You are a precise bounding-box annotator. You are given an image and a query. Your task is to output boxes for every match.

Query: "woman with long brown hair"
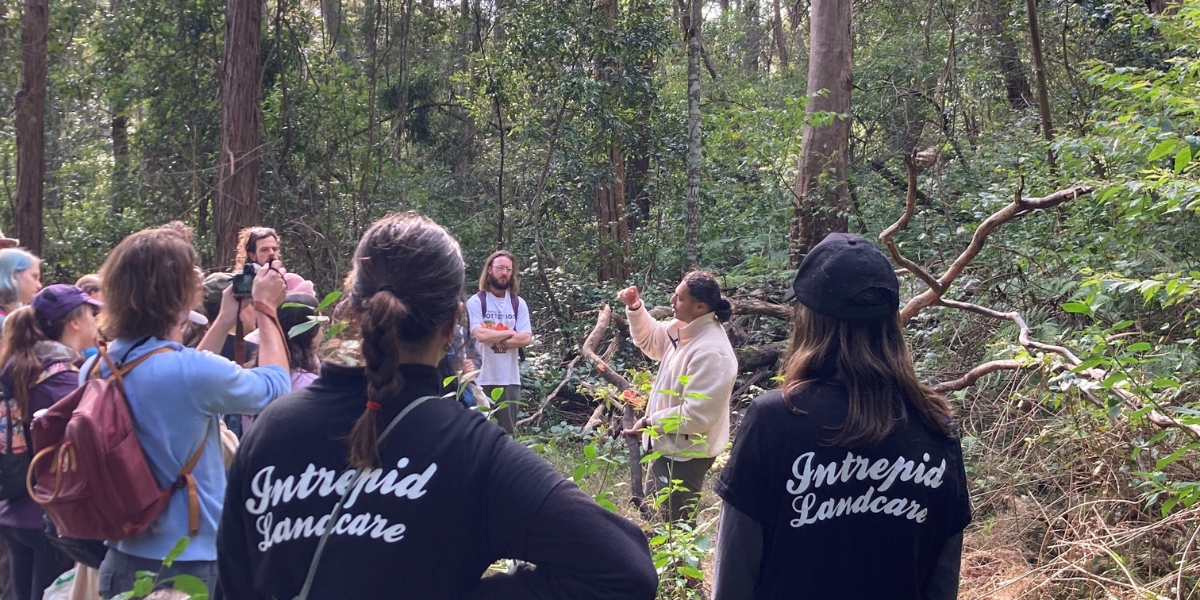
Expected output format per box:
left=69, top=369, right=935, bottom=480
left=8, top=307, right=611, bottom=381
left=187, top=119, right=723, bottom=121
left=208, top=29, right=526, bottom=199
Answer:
left=216, top=213, right=656, bottom=600
left=712, top=233, right=971, bottom=600
left=0, top=285, right=100, bottom=600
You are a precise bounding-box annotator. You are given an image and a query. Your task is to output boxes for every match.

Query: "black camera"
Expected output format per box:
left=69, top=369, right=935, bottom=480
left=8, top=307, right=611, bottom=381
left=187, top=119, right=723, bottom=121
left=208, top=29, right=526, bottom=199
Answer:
left=231, top=263, right=259, bottom=298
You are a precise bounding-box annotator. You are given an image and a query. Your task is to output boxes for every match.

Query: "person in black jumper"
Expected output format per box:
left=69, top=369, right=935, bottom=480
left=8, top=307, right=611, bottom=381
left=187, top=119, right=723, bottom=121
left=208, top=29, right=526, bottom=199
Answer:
left=712, top=233, right=971, bottom=600
left=215, top=213, right=657, bottom=600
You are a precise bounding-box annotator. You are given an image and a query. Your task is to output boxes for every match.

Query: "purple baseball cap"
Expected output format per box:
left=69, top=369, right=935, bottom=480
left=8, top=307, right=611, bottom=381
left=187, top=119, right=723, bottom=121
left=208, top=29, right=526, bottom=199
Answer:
left=31, top=284, right=102, bottom=324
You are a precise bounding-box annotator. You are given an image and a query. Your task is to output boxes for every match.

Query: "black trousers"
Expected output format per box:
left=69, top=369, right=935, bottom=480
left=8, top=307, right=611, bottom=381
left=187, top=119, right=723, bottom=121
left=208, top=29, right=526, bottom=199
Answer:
left=646, top=455, right=717, bottom=522
left=0, top=525, right=73, bottom=600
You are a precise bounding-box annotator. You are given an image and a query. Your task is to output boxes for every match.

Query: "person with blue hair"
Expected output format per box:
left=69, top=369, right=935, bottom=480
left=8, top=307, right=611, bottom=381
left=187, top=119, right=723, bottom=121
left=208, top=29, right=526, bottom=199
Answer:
left=0, top=248, right=42, bottom=333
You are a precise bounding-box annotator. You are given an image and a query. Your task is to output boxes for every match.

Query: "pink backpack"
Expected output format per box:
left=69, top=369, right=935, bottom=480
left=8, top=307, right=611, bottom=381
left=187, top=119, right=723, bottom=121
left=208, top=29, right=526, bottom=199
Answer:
left=26, top=346, right=205, bottom=541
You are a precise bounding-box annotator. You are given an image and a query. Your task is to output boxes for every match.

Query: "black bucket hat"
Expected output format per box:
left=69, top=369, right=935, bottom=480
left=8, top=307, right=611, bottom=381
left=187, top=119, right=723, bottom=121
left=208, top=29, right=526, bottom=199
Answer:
left=783, top=233, right=900, bottom=319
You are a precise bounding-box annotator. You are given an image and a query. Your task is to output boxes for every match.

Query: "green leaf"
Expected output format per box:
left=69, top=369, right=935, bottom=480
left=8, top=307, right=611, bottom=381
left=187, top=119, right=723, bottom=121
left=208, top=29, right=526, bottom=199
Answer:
left=583, top=444, right=597, bottom=460
left=1061, top=301, right=1092, bottom=315
left=317, top=290, right=343, bottom=311
left=172, top=574, right=210, bottom=600
left=164, top=537, right=190, bottom=568
left=132, top=576, right=153, bottom=597
left=1101, top=372, right=1128, bottom=389
left=1125, top=342, right=1152, bottom=353
left=1175, top=145, right=1193, bottom=174
left=597, top=497, right=618, bottom=513
left=326, top=321, right=349, bottom=338
left=288, top=319, right=319, bottom=339
left=677, top=564, right=704, bottom=579
left=1148, top=139, right=1179, bottom=161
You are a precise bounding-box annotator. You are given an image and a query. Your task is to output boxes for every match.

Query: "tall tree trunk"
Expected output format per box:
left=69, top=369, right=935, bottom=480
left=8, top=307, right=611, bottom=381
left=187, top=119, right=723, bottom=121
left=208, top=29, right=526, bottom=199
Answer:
left=15, top=0, right=49, bottom=255
left=109, top=0, right=130, bottom=212
left=596, top=146, right=631, bottom=282
left=789, top=0, right=851, bottom=264
left=215, top=0, right=264, bottom=268
left=596, top=0, right=631, bottom=282
left=984, top=0, right=1032, bottom=109
left=742, top=1, right=762, bottom=73
left=319, top=0, right=351, bottom=60
left=773, top=0, right=789, bottom=70
left=1024, top=0, right=1055, bottom=168
left=683, top=0, right=702, bottom=271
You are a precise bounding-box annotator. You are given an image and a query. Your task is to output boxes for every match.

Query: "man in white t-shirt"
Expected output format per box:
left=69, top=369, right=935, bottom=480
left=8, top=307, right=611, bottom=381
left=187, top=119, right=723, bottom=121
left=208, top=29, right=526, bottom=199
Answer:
left=466, top=250, right=532, bottom=435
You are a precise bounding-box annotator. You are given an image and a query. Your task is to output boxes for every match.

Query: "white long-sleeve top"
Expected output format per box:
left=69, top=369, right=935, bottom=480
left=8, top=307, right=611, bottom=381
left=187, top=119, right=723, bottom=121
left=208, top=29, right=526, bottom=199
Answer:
left=626, top=306, right=738, bottom=460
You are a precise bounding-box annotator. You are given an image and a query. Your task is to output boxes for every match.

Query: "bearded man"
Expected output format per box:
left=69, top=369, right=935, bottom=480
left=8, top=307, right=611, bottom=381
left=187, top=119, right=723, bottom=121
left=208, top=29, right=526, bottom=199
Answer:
left=467, top=250, right=532, bottom=435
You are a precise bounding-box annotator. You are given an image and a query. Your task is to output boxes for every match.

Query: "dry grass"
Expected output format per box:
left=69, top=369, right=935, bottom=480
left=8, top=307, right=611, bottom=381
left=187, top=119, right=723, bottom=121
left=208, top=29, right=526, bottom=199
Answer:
left=952, top=364, right=1200, bottom=600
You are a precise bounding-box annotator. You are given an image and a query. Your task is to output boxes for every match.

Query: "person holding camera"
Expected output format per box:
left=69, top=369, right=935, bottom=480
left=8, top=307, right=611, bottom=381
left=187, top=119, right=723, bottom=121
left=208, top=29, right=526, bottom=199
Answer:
left=86, top=227, right=292, bottom=598
left=233, top=226, right=281, bottom=271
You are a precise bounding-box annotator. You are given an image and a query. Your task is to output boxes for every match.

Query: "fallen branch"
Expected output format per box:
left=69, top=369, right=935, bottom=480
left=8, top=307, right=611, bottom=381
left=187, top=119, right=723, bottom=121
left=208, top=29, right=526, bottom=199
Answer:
left=517, top=356, right=580, bottom=428
left=735, top=342, right=785, bottom=371
left=882, top=170, right=1197, bottom=438
left=730, top=298, right=792, bottom=321
left=581, top=304, right=648, bottom=511
left=933, top=359, right=1025, bottom=393
left=932, top=298, right=1200, bottom=438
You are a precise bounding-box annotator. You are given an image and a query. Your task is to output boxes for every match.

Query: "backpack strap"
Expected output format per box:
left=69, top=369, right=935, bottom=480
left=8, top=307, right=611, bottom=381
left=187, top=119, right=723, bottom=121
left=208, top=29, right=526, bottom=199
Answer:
left=175, top=421, right=209, bottom=537
left=291, top=395, right=441, bottom=600
left=477, top=290, right=521, bottom=328
left=97, top=345, right=175, bottom=389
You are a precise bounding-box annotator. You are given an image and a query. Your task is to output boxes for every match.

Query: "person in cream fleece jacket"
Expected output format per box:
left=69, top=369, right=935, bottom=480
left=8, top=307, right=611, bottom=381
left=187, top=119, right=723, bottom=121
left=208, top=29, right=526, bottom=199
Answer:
left=619, top=271, right=738, bottom=521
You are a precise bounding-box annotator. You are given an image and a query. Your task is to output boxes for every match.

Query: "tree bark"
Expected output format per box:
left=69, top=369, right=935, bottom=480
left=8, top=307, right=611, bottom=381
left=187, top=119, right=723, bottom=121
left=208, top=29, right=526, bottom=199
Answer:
left=596, top=0, right=631, bottom=282
left=789, top=0, right=851, bottom=264
left=596, top=145, right=631, bottom=282
left=984, top=0, right=1032, bottom=109
left=14, top=0, right=48, bottom=255
left=109, top=0, right=130, bottom=212
left=773, top=0, right=789, bottom=70
left=1025, top=0, right=1055, bottom=168
left=215, top=0, right=264, bottom=268
left=683, top=0, right=703, bottom=271
left=742, top=0, right=762, bottom=73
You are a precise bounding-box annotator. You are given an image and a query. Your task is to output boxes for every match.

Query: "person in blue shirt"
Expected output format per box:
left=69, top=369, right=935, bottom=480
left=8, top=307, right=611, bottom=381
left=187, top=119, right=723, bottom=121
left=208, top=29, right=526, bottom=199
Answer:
left=83, top=227, right=293, bottom=598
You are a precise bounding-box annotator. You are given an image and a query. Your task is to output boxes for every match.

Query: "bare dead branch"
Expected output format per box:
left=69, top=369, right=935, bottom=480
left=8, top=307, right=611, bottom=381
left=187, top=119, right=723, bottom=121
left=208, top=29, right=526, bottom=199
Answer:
left=900, top=184, right=1094, bottom=323
left=879, top=155, right=944, bottom=293
left=732, top=367, right=772, bottom=400
left=933, top=359, right=1025, bottom=393
left=517, top=356, right=581, bottom=428
left=932, top=298, right=1200, bottom=439
left=730, top=297, right=792, bottom=321
left=581, top=402, right=609, bottom=437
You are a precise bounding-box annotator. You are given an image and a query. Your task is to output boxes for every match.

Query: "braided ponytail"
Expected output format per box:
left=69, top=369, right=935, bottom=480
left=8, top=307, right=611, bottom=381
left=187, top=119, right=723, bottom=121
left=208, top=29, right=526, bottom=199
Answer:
left=347, top=291, right=410, bottom=469
left=343, top=213, right=465, bottom=470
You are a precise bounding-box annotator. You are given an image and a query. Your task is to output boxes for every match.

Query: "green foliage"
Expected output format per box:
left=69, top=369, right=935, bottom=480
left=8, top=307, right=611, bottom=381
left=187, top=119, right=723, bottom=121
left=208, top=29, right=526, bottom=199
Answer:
left=111, top=538, right=209, bottom=600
